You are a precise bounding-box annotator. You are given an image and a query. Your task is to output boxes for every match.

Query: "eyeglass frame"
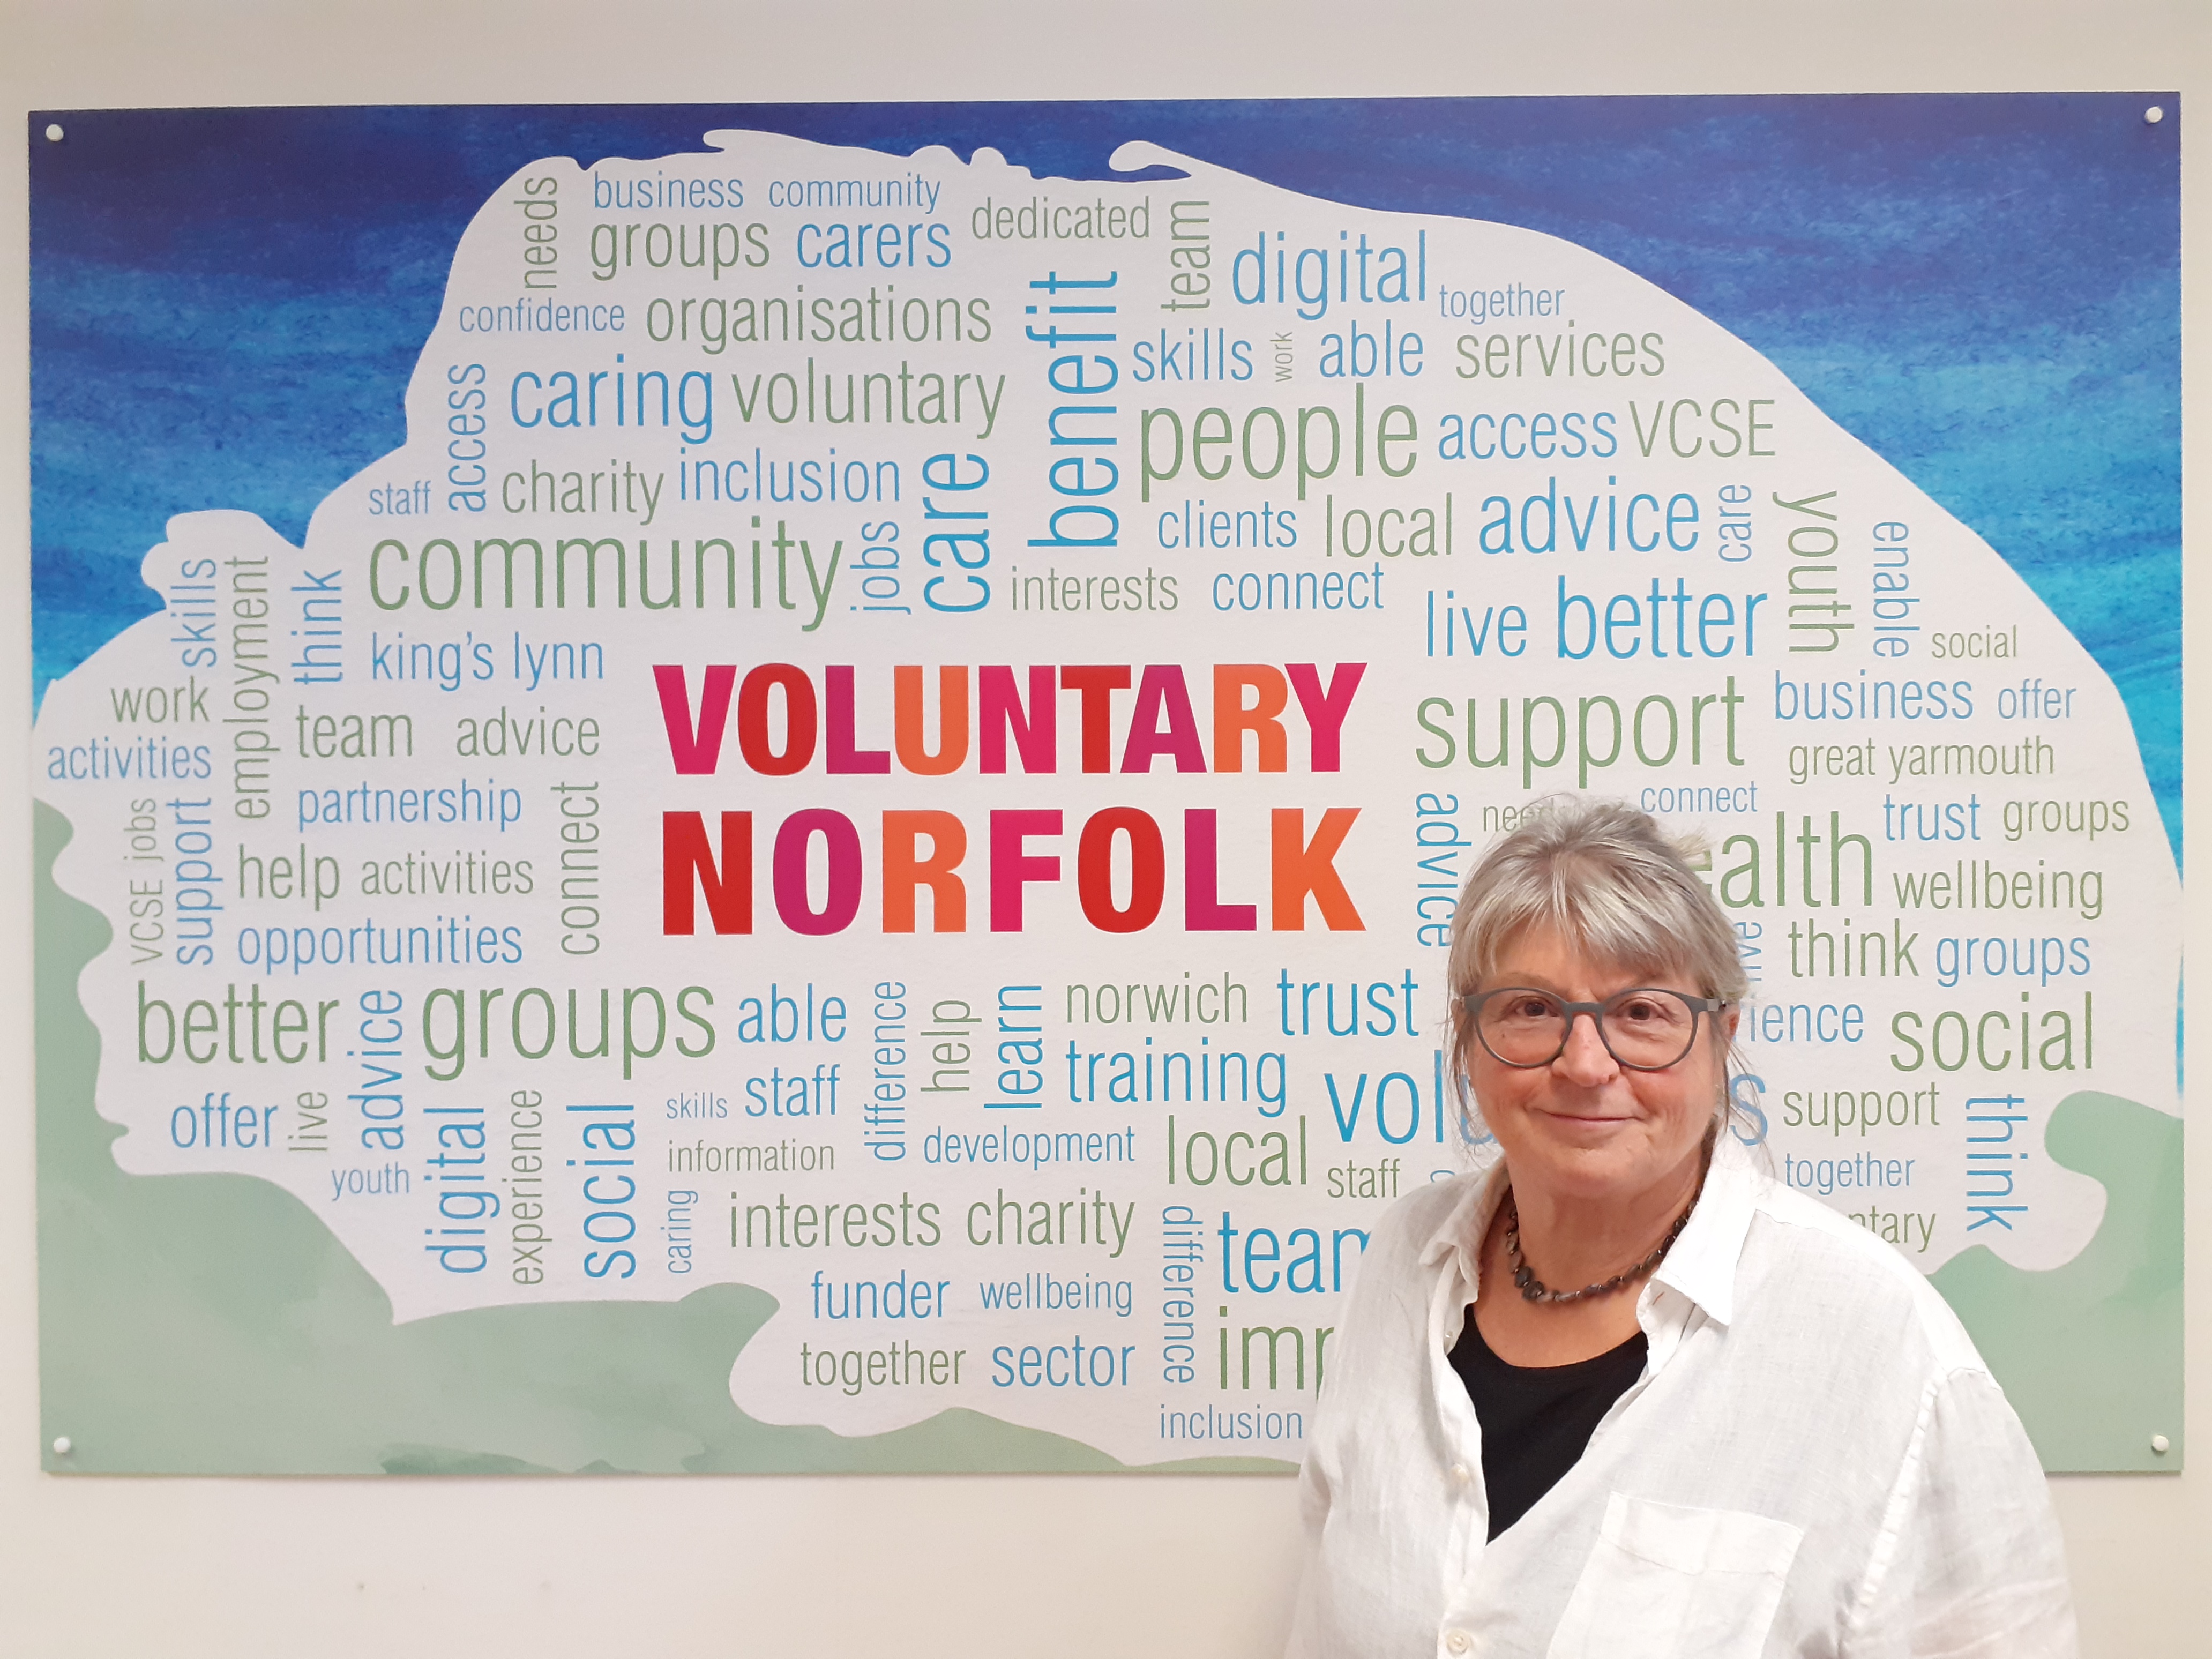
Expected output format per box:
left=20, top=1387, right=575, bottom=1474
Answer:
left=1458, top=985, right=1732, bottom=1073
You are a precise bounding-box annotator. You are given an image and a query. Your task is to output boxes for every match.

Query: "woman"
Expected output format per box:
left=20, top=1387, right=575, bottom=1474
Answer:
left=1287, top=797, right=2074, bottom=1658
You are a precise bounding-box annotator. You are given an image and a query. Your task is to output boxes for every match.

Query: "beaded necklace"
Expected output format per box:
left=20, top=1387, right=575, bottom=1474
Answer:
left=1501, top=1183, right=1700, bottom=1305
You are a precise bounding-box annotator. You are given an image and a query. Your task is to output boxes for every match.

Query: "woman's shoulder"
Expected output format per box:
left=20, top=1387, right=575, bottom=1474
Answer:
left=1735, top=1162, right=1988, bottom=1373
left=1325, top=1165, right=1492, bottom=1319
left=1314, top=1169, right=1492, bottom=1377
left=1366, top=1164, right=1493, bottom=1258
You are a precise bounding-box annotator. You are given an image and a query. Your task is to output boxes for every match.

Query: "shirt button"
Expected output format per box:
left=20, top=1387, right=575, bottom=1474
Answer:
left=1446, top=1633, right=1473, bottom=1655
left=1451, top=1463, right=1470, bottom=1484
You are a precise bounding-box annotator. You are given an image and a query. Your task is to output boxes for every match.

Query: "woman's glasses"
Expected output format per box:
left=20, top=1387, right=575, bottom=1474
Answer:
left=1461, top=987, right=1728, bottom=1072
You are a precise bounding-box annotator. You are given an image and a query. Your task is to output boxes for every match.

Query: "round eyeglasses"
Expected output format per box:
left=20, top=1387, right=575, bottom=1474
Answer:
left=1461, top=987, right=1729, bottom=1072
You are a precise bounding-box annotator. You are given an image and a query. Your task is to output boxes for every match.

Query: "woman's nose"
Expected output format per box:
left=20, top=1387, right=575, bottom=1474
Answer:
left=1554, top=1010, right=1618, bottom=1083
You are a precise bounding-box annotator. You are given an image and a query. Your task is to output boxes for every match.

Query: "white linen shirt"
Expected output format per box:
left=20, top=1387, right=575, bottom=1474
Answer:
left=1286, top=1137, right=2076, bottom=1659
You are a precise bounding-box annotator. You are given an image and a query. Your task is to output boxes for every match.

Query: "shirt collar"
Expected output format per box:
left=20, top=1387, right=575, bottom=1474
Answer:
left=1414, top=1132, right=1760, bottom=1326
left=1417, top=1156, right=1511, bottom=1295
left=1647, top=1131, right=1760, bottom=1327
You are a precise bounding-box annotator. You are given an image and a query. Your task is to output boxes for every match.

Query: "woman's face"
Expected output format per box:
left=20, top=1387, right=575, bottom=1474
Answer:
left=1466, top=924, right=1731, bottom=1204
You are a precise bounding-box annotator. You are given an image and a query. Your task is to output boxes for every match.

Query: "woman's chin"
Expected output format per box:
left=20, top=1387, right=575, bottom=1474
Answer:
left=1511, top=1118, right=1668, bottom=1192
left=1531, top=1111, right=1644, bottom=1152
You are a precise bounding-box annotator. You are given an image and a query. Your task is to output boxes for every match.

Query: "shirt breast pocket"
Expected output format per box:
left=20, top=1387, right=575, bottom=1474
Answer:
left=1546, top=1492, right=1804, bottom=1659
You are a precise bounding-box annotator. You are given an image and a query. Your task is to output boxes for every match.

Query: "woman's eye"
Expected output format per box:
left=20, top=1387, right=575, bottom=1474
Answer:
left=1615, top=997, right=1661, bottom=1022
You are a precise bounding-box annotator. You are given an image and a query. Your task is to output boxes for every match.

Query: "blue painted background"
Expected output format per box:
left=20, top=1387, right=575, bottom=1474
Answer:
left=28, top=96, right=2180, bottom=854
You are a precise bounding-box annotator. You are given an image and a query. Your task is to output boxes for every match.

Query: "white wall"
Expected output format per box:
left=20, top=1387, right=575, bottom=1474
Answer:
left=3, top=3, right=2207, bottom=1652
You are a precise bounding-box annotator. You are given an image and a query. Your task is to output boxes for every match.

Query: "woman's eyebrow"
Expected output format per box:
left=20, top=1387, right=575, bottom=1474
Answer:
left=1482, top=974, right=1570, bottom=995
left=1482, top=967, right=1677, bottom=996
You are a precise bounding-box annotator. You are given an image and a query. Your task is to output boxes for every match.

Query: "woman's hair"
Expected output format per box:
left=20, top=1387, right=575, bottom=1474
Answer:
left=1445, top=796, right=1746, bottom=1122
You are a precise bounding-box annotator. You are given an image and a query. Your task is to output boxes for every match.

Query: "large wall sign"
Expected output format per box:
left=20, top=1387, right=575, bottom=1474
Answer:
left=32, top=98, right=2180, bottom=1475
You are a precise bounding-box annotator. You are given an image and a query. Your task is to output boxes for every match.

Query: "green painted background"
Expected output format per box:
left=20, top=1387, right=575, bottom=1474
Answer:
left=36, top=803, right=1285, bottom=1475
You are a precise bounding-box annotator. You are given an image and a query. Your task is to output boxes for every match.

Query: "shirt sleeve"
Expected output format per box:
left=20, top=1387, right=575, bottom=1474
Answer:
left=1282, top=1182, right=1445, bottom=1659
left=1844, top=1367, right=2078, bottom=1659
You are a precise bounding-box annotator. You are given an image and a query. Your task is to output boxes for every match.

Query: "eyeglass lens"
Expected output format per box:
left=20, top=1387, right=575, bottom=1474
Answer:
left=1477, top=989, right=1701, bottom=1069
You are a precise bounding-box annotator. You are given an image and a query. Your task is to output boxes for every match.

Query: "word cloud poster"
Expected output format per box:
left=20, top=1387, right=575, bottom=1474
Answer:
left=30, top=98, right=2179, bottom=1475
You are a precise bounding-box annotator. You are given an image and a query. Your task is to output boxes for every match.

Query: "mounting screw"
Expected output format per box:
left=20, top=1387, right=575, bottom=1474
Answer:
left=44, top=124, right=64, bottom=143
left=50, top=1436, right=72, bottom=1456
left=2145, top=107, right=2165, bottom=125
left=2151, top=1434, right=2171, bottom=1454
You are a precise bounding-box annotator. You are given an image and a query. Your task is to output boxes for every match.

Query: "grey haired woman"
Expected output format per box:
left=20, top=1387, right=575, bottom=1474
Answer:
left=1287, top=796, right=2073, bottom=1658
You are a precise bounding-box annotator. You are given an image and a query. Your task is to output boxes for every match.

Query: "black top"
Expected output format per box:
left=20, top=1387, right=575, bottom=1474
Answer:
left=1447, top=1310, right=1648, bottom=1540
